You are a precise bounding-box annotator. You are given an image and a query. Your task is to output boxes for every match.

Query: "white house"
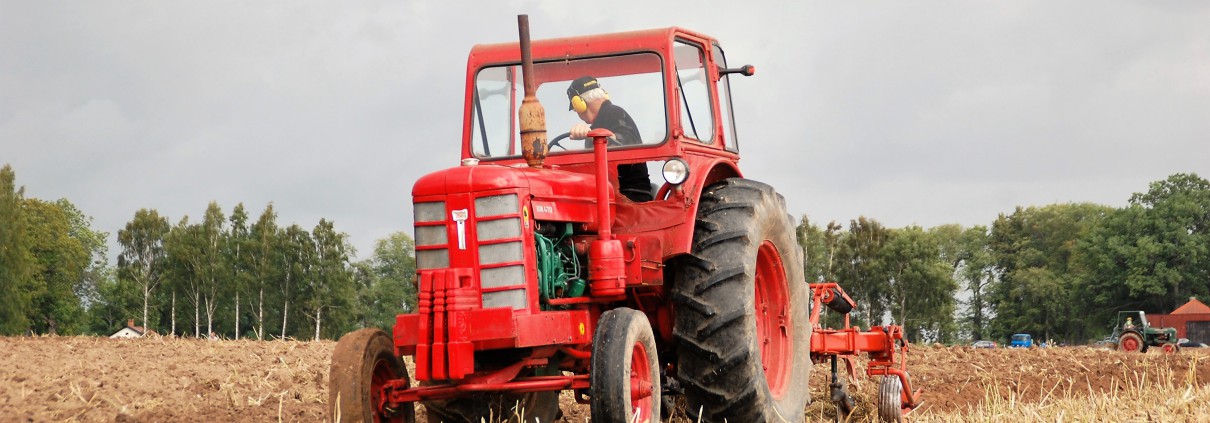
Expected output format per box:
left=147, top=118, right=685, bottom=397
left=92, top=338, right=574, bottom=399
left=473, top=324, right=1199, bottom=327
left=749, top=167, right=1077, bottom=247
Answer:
left=110, top=319, right=153, bottom=339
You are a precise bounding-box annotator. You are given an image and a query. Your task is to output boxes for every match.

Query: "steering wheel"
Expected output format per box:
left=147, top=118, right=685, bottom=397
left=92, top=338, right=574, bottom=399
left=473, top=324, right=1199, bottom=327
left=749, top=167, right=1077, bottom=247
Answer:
left=547, top=132, right=623, bottom=151
left=548, top=132, right=573, bottom=151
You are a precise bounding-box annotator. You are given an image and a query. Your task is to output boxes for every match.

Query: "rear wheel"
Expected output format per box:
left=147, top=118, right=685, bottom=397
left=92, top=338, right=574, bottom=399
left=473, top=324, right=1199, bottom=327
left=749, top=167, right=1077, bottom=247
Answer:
left=673, top=178, right=811, bottom=422
left=591, top=307, right=660, bottom=423
left=329, top=328, right=414, bottom=423
left=1119, top=332, right=1144, bottom=352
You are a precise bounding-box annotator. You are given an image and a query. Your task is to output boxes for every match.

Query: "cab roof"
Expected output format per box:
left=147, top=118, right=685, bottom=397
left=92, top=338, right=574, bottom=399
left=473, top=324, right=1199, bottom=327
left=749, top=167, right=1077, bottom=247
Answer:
left=467, top=27, right=716, bottom=66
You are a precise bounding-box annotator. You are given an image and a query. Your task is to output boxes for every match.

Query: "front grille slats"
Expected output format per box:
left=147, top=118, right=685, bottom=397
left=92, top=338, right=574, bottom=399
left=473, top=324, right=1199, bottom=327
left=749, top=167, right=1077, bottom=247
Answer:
left=414, top=193, right=528, bottom=310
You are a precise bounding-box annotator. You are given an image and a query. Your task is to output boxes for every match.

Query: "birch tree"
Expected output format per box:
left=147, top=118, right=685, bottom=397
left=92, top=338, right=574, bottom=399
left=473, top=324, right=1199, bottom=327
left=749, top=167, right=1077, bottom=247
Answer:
left=227, top=203, right=250, bottom=340
left=247, top=204, right=278, bottom=340
left=117, top=209, right=171, bottom=332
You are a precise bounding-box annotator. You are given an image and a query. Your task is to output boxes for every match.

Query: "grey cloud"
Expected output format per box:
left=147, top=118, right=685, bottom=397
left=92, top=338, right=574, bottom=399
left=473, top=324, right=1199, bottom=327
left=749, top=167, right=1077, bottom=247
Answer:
left=2, top=1, right=1207, bottom=260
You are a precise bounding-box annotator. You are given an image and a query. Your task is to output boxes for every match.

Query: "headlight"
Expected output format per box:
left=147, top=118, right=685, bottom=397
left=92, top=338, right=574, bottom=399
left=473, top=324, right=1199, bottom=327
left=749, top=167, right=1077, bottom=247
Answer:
left=662, top=159, right=689, bottom=185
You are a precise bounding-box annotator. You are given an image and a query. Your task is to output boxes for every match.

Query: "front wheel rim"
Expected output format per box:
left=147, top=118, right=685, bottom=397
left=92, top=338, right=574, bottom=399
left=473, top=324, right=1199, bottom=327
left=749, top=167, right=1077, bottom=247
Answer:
left=370, top=358, right=397, bottom=423
left=630, top=341, right=654, bottom=421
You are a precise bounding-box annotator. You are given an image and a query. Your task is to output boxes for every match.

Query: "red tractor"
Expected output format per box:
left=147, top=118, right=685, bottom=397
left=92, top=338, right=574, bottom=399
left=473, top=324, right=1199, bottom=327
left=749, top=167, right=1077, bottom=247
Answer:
left=329, top=17, right=919, bottom=422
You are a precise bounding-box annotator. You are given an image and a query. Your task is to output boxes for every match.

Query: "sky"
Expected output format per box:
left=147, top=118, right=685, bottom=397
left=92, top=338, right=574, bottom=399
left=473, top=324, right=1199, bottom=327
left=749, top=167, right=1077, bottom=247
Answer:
left=3, top=1, right=1209, bottom=263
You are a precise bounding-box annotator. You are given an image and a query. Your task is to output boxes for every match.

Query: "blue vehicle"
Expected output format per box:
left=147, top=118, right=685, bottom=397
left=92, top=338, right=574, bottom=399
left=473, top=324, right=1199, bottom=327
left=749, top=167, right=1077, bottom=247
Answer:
left=1010, top=333, right=1033, bottom=348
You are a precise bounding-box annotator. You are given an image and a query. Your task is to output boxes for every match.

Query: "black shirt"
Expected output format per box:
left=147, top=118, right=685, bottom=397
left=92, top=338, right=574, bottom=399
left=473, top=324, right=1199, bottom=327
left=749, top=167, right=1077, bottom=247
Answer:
left=590, top=100, right=652, bottom=202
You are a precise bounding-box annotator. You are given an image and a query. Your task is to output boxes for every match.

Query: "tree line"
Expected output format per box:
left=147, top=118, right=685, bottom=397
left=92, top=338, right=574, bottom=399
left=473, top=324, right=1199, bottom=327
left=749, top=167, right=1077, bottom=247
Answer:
left=0, top=164, right=416, bottom=339
left=4, top=162, right=1209, bottom=344
left=799, top=173, right=1210, bottom=344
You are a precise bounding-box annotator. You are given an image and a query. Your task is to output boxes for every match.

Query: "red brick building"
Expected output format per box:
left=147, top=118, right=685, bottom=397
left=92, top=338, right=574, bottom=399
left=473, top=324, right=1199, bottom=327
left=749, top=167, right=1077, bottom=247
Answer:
left=1147, top=298, right=1210, bottom=344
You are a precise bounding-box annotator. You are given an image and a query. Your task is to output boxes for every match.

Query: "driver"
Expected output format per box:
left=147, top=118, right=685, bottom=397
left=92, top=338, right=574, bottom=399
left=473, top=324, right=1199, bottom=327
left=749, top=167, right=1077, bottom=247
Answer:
left=566, top=76, right=653, bottom=202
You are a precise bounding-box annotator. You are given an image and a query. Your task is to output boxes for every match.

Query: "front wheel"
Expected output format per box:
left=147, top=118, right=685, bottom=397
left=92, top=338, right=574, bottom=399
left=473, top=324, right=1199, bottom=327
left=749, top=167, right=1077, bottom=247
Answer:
left=329, top=328, right=414, bottom=423
left=673, top=178, right=811, bottom=422
left=591, top=308, right=661, bottom=423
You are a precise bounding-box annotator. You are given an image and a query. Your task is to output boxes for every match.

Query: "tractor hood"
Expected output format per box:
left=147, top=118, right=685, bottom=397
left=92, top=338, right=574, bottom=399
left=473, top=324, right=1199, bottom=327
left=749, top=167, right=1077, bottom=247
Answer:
left=413, top=163, right=606, bottom=202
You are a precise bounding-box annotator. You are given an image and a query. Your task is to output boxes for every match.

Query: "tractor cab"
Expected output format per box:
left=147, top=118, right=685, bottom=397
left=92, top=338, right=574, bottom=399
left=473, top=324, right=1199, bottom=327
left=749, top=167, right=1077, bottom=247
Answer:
left=456, top=28, right=749, bottom=206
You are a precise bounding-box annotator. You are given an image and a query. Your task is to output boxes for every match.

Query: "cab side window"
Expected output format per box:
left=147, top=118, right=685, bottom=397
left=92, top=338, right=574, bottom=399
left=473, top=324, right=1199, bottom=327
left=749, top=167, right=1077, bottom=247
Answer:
left=673, top=41, right=715, bottom=144
left=713, top=44, right=739, bottom=152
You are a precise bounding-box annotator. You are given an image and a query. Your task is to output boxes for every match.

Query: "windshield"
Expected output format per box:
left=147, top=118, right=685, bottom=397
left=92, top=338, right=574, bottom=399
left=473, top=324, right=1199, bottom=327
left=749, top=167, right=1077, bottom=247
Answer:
left=470, top=53, right=667, bottom=158
left=1012, top=334, right=1029, bottom=341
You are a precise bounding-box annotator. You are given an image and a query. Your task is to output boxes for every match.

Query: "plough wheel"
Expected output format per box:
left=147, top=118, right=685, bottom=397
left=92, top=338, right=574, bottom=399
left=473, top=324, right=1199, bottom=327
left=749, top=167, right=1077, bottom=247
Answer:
left=591, top=307, right=660, bottom=423
left=329, top=328, right=414, bottom=423
left=877, top=375, right=904, bottom=423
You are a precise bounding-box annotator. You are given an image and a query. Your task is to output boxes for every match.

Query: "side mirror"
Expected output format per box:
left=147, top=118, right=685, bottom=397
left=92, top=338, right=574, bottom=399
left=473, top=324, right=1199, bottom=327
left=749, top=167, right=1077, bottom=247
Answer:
left=719, top=64, right=755, bottom=77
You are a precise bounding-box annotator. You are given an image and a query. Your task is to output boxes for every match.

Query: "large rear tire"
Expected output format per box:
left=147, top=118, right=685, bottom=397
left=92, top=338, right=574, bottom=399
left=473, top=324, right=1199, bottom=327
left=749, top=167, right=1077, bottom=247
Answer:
left=673, top=178, right=812, bottom=422
left=1119, top=332, right=1144, bottom=352
left=591, top=308, right=661, bottom=423
left=329, top=328, right=415, bottom=423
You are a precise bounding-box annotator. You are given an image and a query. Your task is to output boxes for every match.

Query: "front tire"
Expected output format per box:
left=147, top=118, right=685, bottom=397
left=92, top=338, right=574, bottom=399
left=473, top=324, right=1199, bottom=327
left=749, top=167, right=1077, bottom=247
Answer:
left=673, top=178, right=812, bottom=422
left=329, top=328, right=415, bottom=423
left=591, top=308, right=661, bottom=423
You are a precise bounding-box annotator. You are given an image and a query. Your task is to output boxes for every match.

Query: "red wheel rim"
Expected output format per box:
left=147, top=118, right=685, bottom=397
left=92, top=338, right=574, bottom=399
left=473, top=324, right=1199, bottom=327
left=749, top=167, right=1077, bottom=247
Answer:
left=1163, top=344, right=1175, bottom=353
left=754, top=241, right=792, bottom=399
left=370, top=358, right=398, bottom=423
left=630, top=341, right=654, bottom=421
left=1121, top=336, right=1140, bottom=352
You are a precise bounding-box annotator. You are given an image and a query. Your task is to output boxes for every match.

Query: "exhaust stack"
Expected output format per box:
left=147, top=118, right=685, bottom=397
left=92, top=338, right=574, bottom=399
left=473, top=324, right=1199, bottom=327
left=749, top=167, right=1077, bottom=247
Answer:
left=517, top=14, right=547, bottom=168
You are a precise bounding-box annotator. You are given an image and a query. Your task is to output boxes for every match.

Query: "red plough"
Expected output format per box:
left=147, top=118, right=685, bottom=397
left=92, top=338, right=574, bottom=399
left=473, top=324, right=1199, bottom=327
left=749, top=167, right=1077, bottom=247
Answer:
left=809, top=283, right=923, bottom=422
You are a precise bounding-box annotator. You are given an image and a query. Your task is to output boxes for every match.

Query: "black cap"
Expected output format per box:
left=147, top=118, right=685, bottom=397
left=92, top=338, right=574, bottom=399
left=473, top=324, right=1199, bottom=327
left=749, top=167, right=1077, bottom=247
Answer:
left=566, top=76, right=600, bottom=110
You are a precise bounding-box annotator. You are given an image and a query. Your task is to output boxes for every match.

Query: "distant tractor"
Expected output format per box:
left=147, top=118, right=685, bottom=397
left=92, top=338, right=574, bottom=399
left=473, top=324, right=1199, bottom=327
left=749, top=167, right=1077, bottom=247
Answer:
left=1114, top=311, right=1180, bottom=353
left=1009, top=333, right=1032, bottom=348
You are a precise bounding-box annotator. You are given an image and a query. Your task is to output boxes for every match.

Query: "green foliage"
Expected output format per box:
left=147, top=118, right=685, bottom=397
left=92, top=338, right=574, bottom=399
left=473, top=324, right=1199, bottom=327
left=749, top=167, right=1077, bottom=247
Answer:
left=880, top=226, right=959, bottom=343
left=796, top=216, right=961, bottom=340
left=86, top=267, right=141, bottom=334
left=246, top=204, right=280, bottom=340
left=1079, top=173, right=1210, bottom=324
left=9, top=164, right=1207, bottom=348
left=0, top=165, right=33, bottom=335
left=299, top=219, right=357, bottom=340
left=1, top=166, right=110, bottom=336
left=987, top=203, right=1111, bottom=342
left=797, top=215, right=843, bottom=283
left=834, top=217, right=891, bottom=327
left=354, top=232, right=417, bottom=331
left=21, top=198, right=90, bottom=334
left=117, top=208, right=171, bottom=331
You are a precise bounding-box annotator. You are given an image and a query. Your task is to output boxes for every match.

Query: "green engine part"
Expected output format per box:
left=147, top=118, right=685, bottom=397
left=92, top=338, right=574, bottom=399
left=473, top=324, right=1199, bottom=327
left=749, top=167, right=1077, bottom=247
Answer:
left=534, top=223, right=585, bottom=304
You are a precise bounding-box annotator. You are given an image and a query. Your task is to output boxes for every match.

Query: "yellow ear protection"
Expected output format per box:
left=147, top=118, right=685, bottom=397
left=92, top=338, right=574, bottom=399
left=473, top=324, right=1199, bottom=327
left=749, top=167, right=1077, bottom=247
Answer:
left=571, top=94, right=589, bottom=113
left=569, top=90, right=608, bottom=114
left=567, top=76, right=606, bottom=113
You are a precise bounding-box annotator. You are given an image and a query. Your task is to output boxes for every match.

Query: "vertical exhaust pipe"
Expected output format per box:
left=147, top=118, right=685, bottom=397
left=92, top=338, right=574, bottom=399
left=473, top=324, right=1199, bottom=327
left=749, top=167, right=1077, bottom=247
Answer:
left=517, top=15, right=547, bottom=168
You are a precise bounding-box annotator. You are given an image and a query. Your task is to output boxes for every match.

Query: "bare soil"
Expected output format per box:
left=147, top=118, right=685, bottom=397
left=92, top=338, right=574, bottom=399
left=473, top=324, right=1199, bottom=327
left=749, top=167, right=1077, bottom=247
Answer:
left=3, top=336, right=1208, bottom=422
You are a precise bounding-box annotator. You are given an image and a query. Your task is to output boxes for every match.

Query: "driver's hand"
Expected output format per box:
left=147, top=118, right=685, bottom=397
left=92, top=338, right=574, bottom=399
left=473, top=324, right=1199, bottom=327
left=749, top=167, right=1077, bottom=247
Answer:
left=570, top=123, right=591, bottom=140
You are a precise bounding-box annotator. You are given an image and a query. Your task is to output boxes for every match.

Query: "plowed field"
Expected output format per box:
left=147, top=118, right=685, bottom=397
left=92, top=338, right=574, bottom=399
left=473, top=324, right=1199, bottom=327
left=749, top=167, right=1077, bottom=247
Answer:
left=3, top=336, right=1208, bottom=422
